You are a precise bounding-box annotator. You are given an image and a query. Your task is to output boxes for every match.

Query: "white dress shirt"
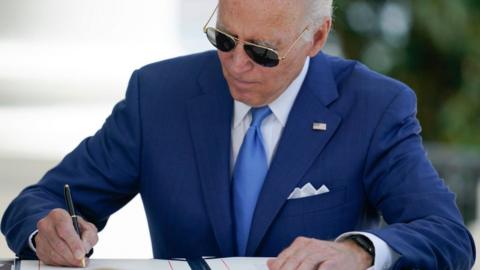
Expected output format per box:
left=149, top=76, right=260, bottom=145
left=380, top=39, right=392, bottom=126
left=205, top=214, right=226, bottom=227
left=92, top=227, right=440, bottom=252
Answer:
left=231, top=57, right=399, bottom=269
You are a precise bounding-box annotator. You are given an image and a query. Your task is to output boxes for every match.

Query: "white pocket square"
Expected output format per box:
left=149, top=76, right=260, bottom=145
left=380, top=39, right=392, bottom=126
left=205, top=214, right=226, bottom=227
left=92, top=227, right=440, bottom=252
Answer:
left=287, top=183, right=330, bottom=199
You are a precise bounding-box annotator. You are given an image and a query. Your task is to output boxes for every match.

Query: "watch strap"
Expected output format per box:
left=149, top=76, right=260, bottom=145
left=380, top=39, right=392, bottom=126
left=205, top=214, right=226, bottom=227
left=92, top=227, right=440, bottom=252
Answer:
left=346, top=234, right=375, bottom=265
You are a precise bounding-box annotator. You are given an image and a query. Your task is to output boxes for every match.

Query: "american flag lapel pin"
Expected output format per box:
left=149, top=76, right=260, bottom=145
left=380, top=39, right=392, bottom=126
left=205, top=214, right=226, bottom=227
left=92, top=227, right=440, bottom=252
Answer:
left=312, top=122, right=327, bottom=131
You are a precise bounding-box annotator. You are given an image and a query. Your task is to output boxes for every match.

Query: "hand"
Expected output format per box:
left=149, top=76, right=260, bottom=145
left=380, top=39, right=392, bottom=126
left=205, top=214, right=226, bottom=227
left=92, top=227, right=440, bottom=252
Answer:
left=267, top=237, right=373, bottom=270
left=34, top=208, right=98, bottom=267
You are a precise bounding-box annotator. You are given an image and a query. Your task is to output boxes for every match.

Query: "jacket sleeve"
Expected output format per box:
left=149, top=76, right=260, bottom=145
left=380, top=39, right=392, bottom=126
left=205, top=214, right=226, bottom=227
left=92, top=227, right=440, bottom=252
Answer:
left=362, top=87, right=476, bottom=269
left=1, top=70, right=143, bottom=259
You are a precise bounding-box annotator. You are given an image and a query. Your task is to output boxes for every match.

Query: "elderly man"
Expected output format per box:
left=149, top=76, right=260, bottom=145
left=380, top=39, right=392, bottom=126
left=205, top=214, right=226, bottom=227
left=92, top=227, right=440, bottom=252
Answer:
left=1, top=0, right=475, bottom=269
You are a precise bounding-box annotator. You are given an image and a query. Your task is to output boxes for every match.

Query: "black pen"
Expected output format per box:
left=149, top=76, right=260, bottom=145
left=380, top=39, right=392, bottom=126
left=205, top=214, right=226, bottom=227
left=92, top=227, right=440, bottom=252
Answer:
left=64, top=184, right=86, bottom=267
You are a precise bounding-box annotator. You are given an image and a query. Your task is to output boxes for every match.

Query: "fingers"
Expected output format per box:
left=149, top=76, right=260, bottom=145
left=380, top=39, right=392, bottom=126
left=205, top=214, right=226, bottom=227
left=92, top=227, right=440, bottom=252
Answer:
left=268, top=237, right=315, bottom=270
left=297, top=251, right=330, bottom=270
left=268, top=237, right=362, bottom=270
left=53, top=212, right=86, bottom=260
left=78, top=216, right=99, bottom=252
left=279, top=242, right=323, bottom=270
left=297, top=241, right=340, bottom=270
left=35, top=208, right=92, bottom=267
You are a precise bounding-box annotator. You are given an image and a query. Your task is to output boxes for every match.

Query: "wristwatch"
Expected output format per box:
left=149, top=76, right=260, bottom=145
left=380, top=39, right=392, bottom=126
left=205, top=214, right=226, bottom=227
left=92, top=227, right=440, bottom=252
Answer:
left=346, top=235, right=375, bottom=265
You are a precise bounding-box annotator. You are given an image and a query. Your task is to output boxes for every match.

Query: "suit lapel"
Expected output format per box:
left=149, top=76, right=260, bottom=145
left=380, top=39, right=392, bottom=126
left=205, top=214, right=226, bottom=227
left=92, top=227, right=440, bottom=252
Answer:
left=187, top=55, right=236, bottom=257
left=246, top=54, right=343, bottom=255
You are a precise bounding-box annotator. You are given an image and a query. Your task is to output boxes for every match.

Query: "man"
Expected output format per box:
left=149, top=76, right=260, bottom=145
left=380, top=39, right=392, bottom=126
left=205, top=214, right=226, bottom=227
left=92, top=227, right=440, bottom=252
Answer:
left=1, top=0, right=475, bottom=269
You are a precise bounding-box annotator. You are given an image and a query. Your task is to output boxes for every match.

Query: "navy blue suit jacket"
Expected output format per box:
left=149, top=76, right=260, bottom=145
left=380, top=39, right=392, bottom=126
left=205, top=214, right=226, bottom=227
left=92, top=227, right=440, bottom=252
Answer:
left=1, top=51, right=475, bottom=269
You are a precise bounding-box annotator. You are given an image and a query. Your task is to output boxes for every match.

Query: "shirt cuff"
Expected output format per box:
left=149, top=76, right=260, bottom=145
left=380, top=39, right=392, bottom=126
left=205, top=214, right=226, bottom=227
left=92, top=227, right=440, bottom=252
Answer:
left=336, top=231, right=400, bottom=270
left=28, top=229, right=39, bottom=253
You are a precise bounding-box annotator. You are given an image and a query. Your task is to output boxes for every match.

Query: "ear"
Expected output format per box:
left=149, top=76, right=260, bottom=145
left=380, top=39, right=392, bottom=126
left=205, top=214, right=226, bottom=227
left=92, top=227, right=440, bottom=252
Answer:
left=307, top=18, right=332, bottom=57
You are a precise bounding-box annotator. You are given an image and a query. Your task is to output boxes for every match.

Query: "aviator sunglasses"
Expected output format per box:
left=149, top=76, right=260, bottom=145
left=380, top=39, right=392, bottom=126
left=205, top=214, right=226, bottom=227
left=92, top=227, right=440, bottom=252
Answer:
left=203, top=5, right=309, bottom=68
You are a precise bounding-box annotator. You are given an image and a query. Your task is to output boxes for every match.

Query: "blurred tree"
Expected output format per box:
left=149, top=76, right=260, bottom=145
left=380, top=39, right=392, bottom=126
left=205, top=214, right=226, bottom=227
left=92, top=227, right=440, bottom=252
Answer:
left=332, top=0, right=480, bottom=148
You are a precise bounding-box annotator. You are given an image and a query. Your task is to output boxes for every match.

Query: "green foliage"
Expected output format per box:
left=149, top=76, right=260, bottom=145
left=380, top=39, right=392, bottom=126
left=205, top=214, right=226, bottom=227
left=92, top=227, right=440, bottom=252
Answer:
left=332, top=0, right=480, bottom=148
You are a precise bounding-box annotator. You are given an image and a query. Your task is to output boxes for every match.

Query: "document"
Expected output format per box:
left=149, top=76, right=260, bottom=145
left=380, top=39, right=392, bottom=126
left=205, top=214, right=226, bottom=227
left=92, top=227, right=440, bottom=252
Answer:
left=19, top=257, right=270, bottom=270
left=0, top=260, right=15, bottom=270
left=206, top=257, right=269, bottom=269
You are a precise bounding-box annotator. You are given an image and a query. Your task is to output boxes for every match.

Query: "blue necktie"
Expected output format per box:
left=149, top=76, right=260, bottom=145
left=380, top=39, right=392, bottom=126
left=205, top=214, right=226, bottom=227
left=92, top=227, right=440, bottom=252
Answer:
left=233, top=106, right=272, bottom=256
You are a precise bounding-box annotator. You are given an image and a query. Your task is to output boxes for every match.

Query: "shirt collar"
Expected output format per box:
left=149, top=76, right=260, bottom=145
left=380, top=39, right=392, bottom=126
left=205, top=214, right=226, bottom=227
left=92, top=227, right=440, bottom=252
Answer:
left=233, top=57, right=310, bottom=128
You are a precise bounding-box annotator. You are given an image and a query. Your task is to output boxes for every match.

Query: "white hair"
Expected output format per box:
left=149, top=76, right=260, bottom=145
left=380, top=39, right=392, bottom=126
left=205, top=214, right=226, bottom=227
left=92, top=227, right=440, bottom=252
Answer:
left=303, top=0, right=333, bottom=40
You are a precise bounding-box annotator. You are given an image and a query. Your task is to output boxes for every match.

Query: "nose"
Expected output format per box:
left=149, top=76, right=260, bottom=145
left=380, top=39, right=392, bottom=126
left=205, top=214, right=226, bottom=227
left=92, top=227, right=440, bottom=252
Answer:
left=229, top=42, right=254, bottom=73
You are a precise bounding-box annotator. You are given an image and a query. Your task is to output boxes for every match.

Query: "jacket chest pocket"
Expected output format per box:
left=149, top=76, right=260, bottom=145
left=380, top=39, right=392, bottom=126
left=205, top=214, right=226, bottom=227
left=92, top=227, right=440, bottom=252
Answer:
left=279, top=186, right=347, bottom=217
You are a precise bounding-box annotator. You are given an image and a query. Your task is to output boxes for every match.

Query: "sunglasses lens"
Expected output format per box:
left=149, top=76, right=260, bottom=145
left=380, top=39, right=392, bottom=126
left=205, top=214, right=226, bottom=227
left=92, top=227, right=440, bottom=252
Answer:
left=206, top=28, right=236, bottom=52
left=244, top=45, right=280, bottom=67
left=205, top=27, right=280, bottom=68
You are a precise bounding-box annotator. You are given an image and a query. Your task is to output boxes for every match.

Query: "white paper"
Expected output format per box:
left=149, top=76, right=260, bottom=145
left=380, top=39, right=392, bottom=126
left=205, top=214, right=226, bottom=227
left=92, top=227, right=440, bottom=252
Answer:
left=20, top=259, right=179, bottom=270
left=19, top=257, right=272, bottom=270
left=207, top=257, right=270, bottom=270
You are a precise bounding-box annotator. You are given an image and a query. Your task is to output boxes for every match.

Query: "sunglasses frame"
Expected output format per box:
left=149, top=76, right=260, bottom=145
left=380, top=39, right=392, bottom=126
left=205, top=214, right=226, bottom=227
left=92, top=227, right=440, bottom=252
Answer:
left=202, top=4, right=309, bottom=67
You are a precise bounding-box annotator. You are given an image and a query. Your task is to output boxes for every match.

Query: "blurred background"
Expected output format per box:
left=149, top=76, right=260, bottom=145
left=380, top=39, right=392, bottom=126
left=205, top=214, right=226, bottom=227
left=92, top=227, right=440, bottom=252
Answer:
left=1, top=0, right=479, bottom=266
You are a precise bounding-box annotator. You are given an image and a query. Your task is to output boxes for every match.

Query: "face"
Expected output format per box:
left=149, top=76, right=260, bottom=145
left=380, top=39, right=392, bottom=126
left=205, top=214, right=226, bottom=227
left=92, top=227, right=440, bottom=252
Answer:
left=216, top=0, right=327, bottom=107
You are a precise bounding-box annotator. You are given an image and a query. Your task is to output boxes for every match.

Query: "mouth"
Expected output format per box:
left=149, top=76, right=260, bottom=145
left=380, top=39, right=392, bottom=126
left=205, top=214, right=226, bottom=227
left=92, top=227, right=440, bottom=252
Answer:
left=229, top=75, right=257, bottom=89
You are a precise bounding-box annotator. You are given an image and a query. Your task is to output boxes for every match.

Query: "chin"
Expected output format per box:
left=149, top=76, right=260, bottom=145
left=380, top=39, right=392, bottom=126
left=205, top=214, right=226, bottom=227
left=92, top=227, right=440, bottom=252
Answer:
left=230, top=90, right=260, bottom=106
